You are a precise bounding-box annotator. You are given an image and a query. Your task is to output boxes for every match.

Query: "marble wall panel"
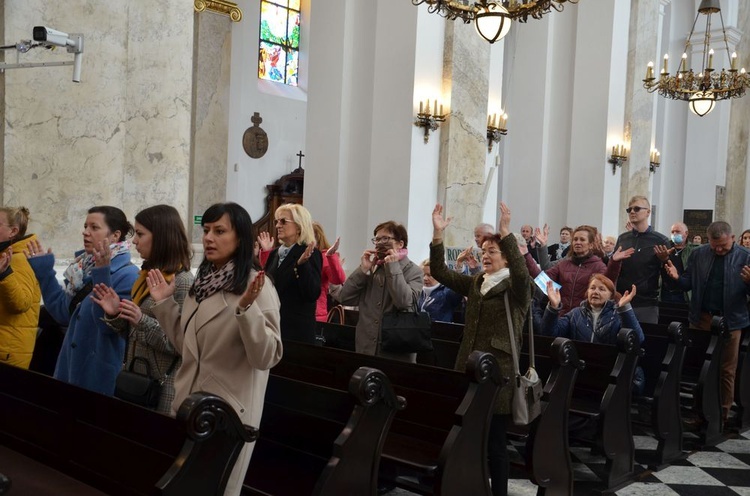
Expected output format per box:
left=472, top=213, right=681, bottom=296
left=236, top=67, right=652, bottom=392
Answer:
left=3, top=1, right=193, bottom=255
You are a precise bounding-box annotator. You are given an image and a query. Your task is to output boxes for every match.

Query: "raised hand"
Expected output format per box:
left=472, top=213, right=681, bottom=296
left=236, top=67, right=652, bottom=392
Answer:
left=360, top=249, right=376, bottom=273
left=257, top=232, right=274, bottom=252
left=654, top=244, right=674, bottom=262
left=618, top=284, right=637, bottom=307
left=147, top=269, right=175, bottom=302
left=92, top=240, right=111, bottom=268
left=238, top=271, right=265, bottom=309
left=326, top=237, right=341, bottom=257
left=384, top=248, right=401, bottom=265
left=117, top=299, right=144, bottom=325
left=663, top=260, right=679, bottom=280
left=23, top=239, right=52, bottom=259
left=547, top=280, right=561, bottom=309
left=432, top=204, right=452, bottom=237
left=297, top=241, right=316, bottom=265
left=0, top=248, right=11, bottom=273
left=456, top=246, right=472, bottom=266
left=611, top=246, right=635, bottom=262
left=741, top=265, right=750, bottom=284
left=91, top=283, right=121, bottom=316
left=498, top=202, right=511, bottom=237
left=535, top=224, right=549, bottom=246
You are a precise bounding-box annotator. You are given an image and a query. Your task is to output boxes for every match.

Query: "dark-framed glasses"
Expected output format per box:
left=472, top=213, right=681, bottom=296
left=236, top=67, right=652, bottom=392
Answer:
left=274, top=218, right=293, bottom=226
left=371, top=236, right=394, bottom=245
left=625, top=206, right=648, bottom=213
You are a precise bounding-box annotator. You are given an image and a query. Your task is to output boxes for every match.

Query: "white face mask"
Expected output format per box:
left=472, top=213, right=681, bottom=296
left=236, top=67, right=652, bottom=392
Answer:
left=671, top=234, right=683, bottom=245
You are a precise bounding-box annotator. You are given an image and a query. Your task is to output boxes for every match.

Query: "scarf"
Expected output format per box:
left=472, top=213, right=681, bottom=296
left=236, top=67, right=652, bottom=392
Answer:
left=571, top=252, right=593, bottom=266
left=64, top=241, right=131, bottom=297
left=480, top=268, right=510, bottom=295
left=131, top=266, right=179, bottom=306
left=192, top=259, right=235, bottom=303
left=277, top=244, right=292, bottom=266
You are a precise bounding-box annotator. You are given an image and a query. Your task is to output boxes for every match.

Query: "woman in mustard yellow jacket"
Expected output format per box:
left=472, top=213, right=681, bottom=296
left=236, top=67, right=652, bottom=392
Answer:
left=0, top=207, right=41, bottom=369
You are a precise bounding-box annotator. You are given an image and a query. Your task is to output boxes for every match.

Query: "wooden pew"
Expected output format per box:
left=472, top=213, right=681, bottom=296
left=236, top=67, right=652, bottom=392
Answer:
left=272, top=341, right=504, bottom=496
left=244, top=367, right=405, bottom=496
left=511, top=336, right=585, bottom=496
left=635, top=322, right=688, bottom=469
left=0, top=362, right=257, bottom=496
left=735, top=329, right=750, bottom=432
left=566, top=329, right=642, bottom=492
left=675, top=317, right=728, bottom=446
left=658, top=302, right=689, bottom=326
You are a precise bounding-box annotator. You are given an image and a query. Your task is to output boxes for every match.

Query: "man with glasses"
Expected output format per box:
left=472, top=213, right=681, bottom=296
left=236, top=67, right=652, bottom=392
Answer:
left=664, top=221, right=750, bottom=430
left=613, top=196, right=670, bottom=324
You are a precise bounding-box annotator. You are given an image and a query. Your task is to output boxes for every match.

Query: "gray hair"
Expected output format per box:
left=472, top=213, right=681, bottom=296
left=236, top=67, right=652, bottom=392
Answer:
left=707, top=221, right=732, bottom=239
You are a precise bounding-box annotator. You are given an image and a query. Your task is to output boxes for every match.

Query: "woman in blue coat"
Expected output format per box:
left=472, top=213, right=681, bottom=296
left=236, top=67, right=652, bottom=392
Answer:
left=25, top=206, right=138, bottom=395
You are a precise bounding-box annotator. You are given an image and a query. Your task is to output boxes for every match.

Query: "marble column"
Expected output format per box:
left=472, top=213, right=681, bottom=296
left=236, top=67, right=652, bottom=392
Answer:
left=726, top=2, right=750, bottom=231
left=620, top=0, right=660, bottom=228
left=191, top=11, right=232, bottom=243
left=438, top=21, right=490, bottom=247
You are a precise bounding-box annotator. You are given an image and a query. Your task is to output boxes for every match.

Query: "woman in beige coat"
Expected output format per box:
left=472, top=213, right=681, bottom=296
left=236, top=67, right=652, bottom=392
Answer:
left=149, top=202, right=283, bottom=496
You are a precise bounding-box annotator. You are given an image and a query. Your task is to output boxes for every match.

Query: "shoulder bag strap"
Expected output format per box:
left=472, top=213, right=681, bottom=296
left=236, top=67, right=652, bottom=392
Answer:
left=504, top=292, right=522, bottom=377
left=528, top=301, right=535, bottom=369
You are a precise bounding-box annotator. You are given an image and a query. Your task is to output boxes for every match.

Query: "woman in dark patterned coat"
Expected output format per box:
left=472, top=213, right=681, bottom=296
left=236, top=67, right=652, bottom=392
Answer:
left=429, top=202, right=531, bottom=496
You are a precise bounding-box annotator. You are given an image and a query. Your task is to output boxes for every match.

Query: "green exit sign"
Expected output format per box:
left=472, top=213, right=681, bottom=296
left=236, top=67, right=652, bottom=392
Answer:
left=193, top=215, right=202, bottom=225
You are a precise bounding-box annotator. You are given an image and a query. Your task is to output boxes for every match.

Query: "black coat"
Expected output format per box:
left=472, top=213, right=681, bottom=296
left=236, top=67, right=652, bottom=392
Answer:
left=264, top=243, right=322, bottom=344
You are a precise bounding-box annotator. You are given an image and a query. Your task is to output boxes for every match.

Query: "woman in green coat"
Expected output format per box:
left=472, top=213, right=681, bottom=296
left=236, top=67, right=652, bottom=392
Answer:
left=430, top=202, right=531, bottom=496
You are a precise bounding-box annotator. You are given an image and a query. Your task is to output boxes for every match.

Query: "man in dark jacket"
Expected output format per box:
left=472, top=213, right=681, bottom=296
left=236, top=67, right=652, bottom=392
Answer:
left=665, top=221, right=750, bottom=426
left=613, top=196, right=670, bottom=324
left=657, top=221, right=697, bottom=303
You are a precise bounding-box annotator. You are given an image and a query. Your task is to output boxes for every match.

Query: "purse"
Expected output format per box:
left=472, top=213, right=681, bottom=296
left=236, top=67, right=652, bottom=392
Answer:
left=380, top=310, right=433, bottom=353
left=115, top=355, right=179, bottom=409
left=504, top=292, right=543, bottom=426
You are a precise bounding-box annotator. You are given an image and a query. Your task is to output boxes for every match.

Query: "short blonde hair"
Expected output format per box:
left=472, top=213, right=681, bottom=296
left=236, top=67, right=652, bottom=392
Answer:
left=628, top=196, right=650, bottom=208
left=0, top=206, right=30, bottom=238
left=276, top=203, right=316, bottom=246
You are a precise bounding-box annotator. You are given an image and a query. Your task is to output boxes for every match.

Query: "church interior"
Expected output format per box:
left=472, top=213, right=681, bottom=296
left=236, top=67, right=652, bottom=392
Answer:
left=1, top=0, right=750, bottom=495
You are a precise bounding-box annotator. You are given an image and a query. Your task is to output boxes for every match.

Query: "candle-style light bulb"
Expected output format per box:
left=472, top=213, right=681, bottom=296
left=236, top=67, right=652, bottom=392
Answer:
left=419, top=100, right=423, bottom=114
left=731, top=51, right=738, bottom=71
left=680, top=52, right=687, bottom=72
left=646, top=61, right=654, bottom=79
left=662, top=53, right=669, bottom=74
left=708, top=48, right=714, bottom=70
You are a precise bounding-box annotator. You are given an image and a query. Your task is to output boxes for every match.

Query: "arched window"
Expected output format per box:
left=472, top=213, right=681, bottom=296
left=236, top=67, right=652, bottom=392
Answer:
left=258, top=0, right=300, bottom=86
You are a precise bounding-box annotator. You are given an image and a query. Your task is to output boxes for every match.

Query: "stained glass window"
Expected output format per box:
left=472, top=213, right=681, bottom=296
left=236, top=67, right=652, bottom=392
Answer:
left=259, top=0, right=300, bottom=86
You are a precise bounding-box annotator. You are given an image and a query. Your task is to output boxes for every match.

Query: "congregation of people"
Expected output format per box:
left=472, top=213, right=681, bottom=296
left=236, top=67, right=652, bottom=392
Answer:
left=2, top=193, right=750, bottom=496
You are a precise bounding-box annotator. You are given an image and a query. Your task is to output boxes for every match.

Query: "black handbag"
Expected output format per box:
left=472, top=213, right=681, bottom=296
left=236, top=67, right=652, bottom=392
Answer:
left=380, top=310, right=433, bottom=353
left=115, top=355, right=178, bottom=409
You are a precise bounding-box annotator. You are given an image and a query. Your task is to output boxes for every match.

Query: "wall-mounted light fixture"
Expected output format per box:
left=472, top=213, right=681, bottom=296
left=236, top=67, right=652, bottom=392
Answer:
left=414, top=99, right=447, bottom=144
left=649, top=149, right=661, bottom=173
left=487, top=112, right=508, bottom=152
left=608, top=144, right=628, bottom=174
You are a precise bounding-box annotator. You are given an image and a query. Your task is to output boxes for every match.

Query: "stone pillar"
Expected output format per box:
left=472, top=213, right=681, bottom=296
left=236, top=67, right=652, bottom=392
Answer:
left=620, top=0, right=660, bottom=228
left=191, top=11, right=232, bottom=243
left=438, top=21, right=490, bottom=247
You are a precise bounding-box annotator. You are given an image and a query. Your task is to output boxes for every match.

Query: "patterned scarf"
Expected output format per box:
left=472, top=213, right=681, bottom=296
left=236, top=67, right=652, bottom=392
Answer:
left=192, top=260, right=235, bottom=303
left=64, top=241, right=131, bottom=297
left=131, top=266, right=179, bottom=306
left=277, top=244, right=292, bottom=266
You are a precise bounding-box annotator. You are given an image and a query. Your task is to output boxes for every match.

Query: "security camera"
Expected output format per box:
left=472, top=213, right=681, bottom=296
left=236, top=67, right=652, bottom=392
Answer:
left=33, top=26, right=74, bottom=48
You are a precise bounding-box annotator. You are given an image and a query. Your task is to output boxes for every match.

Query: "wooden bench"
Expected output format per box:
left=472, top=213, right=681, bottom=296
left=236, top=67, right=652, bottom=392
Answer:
left=244, top=367, right=405, bottom=496
left=566, top=328, right=642, bottom=492
left=735, top=329, right=750, bottom=432
left=635, top=322, right=688, bottom=469
left=658, top=302, right=689, bottom=326
left=0, top=362, right=257, bottom=496
left=272, top=340, right=504, bottom=496
left=511, top=336, right=585, bottom=496
left=675, top=317, right=728, bottom=446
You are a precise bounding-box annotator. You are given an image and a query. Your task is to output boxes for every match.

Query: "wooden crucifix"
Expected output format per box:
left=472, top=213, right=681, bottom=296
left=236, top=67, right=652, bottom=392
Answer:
left=293, top=150, right=305, bottom=173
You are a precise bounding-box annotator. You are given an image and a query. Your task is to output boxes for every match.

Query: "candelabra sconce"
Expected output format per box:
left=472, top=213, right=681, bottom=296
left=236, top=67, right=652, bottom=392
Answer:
left=487, top=112, right=508, bottom=152
left=649, top=149, right=661, bottom=173
left=414, top=99, right=447, bottom=144
left=608, top=144, right=628, bottom=174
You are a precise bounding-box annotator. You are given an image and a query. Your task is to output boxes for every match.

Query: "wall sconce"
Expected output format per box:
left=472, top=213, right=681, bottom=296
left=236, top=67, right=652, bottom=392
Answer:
left=414, top=99, right=446, bottom=144
left=649, top=149, right=661, bottom=173
left=608, top=144, right=628, bottom=174
left=487, top=112, right=508, bottom=152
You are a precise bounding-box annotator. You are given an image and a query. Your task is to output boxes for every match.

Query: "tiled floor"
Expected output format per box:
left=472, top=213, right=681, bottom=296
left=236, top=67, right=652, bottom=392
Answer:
left=385, top=428, right=750, bottom=495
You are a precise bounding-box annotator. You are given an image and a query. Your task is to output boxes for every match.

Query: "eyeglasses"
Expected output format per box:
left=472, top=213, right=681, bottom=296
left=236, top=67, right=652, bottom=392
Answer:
left=625, top=206, right=648, bottom=213
left=274, top=218, right=294, bottom=226
left=371, top=236, right=394, bottom=245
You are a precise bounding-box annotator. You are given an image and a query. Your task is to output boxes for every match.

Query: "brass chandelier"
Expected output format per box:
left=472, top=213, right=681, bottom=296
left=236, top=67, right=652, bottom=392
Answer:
left=643, top=0, right=750, bottom=117
left=411, top=0, right=579, bottom=44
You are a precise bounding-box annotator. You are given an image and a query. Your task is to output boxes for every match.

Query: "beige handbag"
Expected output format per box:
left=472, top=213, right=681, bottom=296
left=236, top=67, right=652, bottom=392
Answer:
left=504, top=293, right=543, bottom=425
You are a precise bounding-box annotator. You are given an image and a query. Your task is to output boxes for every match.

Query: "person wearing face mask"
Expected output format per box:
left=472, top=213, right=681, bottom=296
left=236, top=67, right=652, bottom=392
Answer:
left=25, top=206, right=139, bottom=395
left=526, top=225, right=634, bottom=316
left=656, top=222, right=696, bottom=304
left=338, top=220, right=423, bottom=362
